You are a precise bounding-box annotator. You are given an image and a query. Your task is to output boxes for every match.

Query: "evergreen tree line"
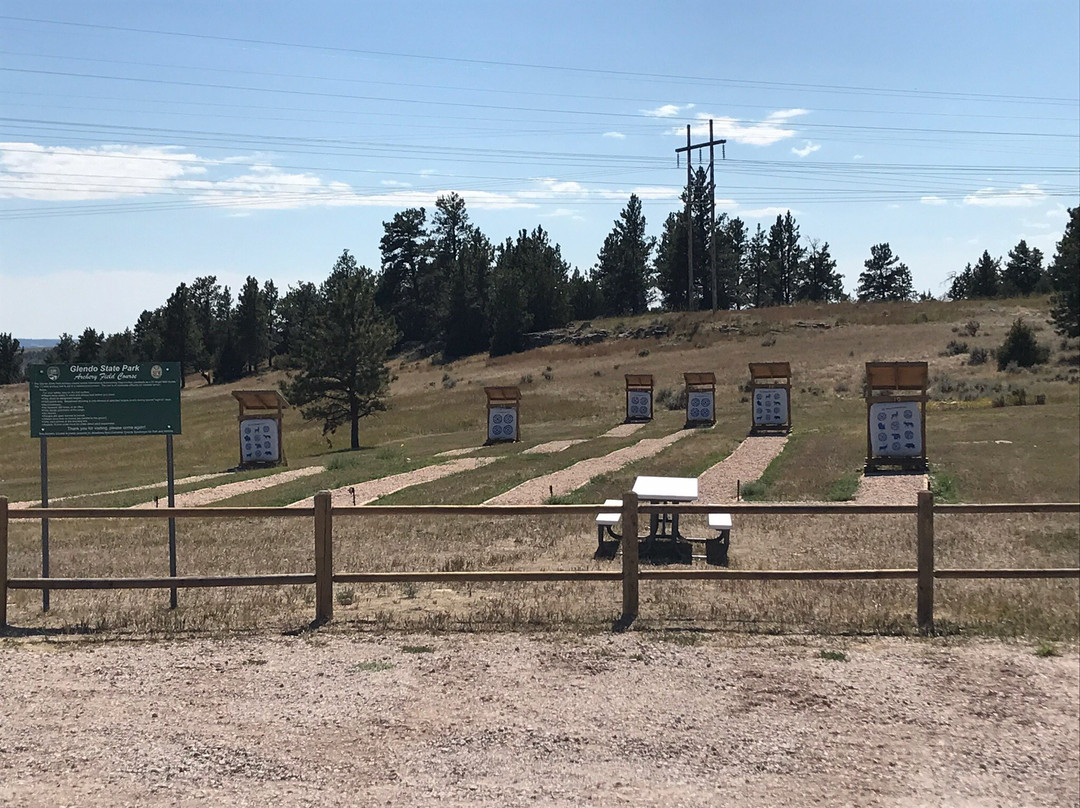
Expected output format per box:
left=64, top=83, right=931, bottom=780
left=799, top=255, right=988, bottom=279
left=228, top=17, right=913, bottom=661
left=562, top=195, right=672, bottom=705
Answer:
left=3, top=195, right=1077, bottom=387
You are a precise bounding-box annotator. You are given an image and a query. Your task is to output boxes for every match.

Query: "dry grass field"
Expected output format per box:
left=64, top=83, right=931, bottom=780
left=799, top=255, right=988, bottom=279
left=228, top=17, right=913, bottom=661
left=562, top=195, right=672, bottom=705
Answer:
left=2, top=298, right=1078, bottom=807
left=0, top=296, right=1076, bottom=639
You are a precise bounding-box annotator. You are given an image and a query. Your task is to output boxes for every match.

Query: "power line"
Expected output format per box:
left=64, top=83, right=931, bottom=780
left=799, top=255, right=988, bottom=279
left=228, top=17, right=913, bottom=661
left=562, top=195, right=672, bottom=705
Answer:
left=2, top=13, right=1075, bottom=106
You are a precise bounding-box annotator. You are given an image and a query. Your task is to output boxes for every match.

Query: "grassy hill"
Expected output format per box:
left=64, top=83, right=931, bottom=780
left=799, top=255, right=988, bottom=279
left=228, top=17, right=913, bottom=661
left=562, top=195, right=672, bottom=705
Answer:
left=1, top=296, right=1077, bottom=638
left=2, top=296, right=1076, bottom=506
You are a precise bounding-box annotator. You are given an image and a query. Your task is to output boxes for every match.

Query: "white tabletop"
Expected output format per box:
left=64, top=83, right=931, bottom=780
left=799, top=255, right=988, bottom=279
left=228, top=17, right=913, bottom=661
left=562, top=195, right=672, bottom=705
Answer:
left=632, top=476, right=698, bottom=502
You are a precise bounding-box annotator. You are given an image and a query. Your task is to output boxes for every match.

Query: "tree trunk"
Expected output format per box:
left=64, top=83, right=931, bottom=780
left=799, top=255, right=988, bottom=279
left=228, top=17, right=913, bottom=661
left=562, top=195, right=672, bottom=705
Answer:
left=350, top=400, right=360, bottom=450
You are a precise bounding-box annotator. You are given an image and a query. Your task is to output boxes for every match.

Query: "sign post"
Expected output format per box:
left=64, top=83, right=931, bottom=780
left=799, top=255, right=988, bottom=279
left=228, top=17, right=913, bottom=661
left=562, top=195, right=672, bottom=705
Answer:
left=29, top=362, right=182, bottom=609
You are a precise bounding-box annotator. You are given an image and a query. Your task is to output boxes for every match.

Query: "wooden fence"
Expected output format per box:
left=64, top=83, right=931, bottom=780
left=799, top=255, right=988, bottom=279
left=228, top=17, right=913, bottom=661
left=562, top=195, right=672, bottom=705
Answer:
left=1, top=492, right=1077, bottom=632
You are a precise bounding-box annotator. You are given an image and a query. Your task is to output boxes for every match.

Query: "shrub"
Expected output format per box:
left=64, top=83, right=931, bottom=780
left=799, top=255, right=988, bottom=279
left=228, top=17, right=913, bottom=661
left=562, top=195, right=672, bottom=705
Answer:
left=655, top=386, right=686, bottom=411
left=963, top=320, right=980, bottom=337
left=942, top=340, right=968, bottom=356
left=967, top=346, right=990, bottom=365
left=997, top=318, right=1050, bottom=370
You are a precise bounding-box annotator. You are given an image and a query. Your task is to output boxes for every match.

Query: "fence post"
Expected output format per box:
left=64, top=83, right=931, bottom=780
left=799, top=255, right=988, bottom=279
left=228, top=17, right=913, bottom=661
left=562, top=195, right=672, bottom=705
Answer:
left=917, top=489, right=935, bottom=633
left=1, top=496, right=8, bottom=629
left=621, top=491, right=639, bottom=621
left=314, top=490, right=333, bottom=624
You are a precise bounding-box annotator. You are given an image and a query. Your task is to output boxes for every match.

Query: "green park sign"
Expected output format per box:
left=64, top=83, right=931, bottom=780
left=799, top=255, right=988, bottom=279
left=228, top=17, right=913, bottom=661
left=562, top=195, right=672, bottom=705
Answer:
left=29, top=362, right=182, bottom=437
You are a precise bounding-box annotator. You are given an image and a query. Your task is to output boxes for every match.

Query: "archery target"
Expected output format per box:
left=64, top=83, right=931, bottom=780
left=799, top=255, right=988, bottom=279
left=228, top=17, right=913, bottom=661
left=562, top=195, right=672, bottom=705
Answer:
left=753, top=388, right=789, bottom=426
left=869, top=401, right=922, bottom=457
left=241, top=418, right=280, bottom=462
left=686, top=391, right=714, bottom=422
left=626, top=390, right=652, bottom=420
left=487, top=406, right=518, bottom=441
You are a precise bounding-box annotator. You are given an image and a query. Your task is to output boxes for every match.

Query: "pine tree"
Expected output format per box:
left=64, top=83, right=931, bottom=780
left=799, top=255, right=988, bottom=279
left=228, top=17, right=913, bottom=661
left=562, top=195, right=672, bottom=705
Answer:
left=488, top=238, right=534, bottom=357
left=1048, top=206, right=1079, bottom=337
left=766, top=211, right=805, bottom=305
left=235, top=276, right=269, bottom=375
left=283, top=250, right=397, bottom=450
left=43, top=333, right=76, bottom=364
left=442, top=226, right=494, bottom=359
left=857, top=243, right=914, bottom=302
left=968, top=251, right=1001, bottom=298
left=75, top=327, right=104, bottom=363
left=376, top=207, right=436, bottom=344
left=714, top=214, right=747, bottom=310
left=1002, top=239, right=1045, bottom=296
left=0, top=333, right=23, bottom=384
left=798, top=241, right=845, bottom=302
left=594, top=194, right=655, bottom=316
left=741, top=224, right=770, bottom=308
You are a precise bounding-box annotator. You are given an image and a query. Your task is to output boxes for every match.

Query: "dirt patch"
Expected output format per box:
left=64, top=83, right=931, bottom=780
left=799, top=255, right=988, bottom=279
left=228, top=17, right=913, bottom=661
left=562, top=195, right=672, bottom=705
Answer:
left=522, top=439, right=586, bottom=454
left=599, top=422, right=647, bottom=438
left=0, top=631, right=1075, bottom=807
left=855, top=472, right=929, bottom=504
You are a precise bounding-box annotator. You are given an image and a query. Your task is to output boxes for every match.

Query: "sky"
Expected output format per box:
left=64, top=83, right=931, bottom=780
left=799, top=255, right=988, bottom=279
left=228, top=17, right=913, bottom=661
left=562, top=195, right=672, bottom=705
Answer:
left=1, top=1, right=1077, bottom=340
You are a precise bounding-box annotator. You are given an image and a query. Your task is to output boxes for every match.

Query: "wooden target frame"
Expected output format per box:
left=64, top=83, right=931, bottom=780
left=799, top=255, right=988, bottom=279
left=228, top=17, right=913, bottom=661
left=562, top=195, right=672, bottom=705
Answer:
left=748, top=361, right=792, bottom=434
left=624, top=374, right=654, bottom=423
left=233, top=389, right=289, bottom=468
left=683, top=372, right=716, bottom=427
left=484, top=386, right=521, bottom=444
left=864, top=362, right=928, bottom=472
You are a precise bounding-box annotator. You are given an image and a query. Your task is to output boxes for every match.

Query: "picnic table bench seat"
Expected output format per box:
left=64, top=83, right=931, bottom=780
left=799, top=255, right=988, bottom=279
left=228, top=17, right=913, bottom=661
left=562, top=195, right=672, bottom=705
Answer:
left=595, top=500, right=732, bottom=566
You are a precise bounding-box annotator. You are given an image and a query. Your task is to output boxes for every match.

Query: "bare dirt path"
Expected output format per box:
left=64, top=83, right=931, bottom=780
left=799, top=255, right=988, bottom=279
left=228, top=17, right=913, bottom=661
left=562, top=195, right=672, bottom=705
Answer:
left=130, top=466, right=326, bottom=508
left=484, top=429, right=694, bottom=505
left=696, top=435, right=788, bottom=503
left=1, top=631, right=1075, bottom=807
left=522, top=439, right=586, bottom=454
left=10, top=471, right=234, bottom=508
left=854, top=472, right=929, bottom=505
left=289, top=457, right=497, bottom=508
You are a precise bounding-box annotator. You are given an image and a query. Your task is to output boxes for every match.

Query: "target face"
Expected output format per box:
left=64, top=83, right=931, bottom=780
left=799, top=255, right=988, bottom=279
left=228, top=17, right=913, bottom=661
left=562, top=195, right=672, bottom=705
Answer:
left=869, top=401, right=922, bottom=457
left=686, top=391, right=714, bottom=422
left=487, top=406, right=518, bottom=441
left=753, top=388, right=789, bottom=426
left=240, top=418, right=280, bottom=462
left=626, top=390, right=653, bottom=420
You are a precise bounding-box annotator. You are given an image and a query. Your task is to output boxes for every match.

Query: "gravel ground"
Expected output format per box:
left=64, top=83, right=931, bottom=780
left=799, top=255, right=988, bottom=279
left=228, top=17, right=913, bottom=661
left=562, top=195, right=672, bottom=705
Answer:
left=522, top=439, right=586, bottom=454
left=854, top=473, right=930, bottom=505
left=697, top=436, right=788, bottom=503
left=289, top=458, right=497, bottom=507
left=1, top=631, right=1075, bottom=807
left=485, top=429, right=694, bottom=505
left=130, top=466, right=326, bottom=508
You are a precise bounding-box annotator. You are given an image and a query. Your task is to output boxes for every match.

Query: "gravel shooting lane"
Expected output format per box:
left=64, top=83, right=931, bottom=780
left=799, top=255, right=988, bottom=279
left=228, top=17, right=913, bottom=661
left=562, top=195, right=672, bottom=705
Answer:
left=484, top=429, right=694, bottom=505
left=696, top=435, right=788, bottom=503
left=1, top=631, right=1075, bottom=807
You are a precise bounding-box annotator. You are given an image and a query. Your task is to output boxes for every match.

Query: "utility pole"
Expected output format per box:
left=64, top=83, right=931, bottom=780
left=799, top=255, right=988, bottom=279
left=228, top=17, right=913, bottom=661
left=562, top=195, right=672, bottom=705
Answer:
left=675, top=121, right=726, bottom=311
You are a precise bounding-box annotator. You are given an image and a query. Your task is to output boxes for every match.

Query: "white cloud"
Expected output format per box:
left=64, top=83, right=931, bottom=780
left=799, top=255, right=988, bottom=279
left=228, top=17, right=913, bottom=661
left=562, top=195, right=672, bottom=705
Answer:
left=963, top=184, right=1047, bottom=208
left=0, top=142, right=206, bottom=200
left=853, top=154, right=864, bottom=161
left=740, top=206, right=796, bottom=219
left=791, top=140, right=821, bottom=158
left=602, top=131, right=626, bottom=139
left=676, top=109, right=808, bottom=146
left=921, top=196, right=948, bottom=206
left=644, top=104, right=689, bottom=118
left=380, top=179, right=412, bottom=187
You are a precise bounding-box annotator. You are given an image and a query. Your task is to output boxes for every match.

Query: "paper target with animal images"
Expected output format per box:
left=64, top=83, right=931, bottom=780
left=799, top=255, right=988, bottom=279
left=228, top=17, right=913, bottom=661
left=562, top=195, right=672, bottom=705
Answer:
left=869, top=401, right=922, bottom=458
left=686, top=391, right=714, bottom=423
left=240, top=418, right=280, bottom=462
left=753, top=388, right=789, bottom=427
left=487, top=406, right=519, bottom=441
left=626, top=390, right=652, bottom=421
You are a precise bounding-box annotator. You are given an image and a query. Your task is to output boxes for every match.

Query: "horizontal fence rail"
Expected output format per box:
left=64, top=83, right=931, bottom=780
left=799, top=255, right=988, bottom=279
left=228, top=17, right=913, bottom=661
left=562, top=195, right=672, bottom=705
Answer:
left=1, top=494, right=1077, bottom=631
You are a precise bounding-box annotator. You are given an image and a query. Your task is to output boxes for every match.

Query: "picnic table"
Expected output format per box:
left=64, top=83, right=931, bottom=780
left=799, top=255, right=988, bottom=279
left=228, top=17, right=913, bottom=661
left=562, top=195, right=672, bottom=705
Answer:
left=596, top=476, right=730, bottom=565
